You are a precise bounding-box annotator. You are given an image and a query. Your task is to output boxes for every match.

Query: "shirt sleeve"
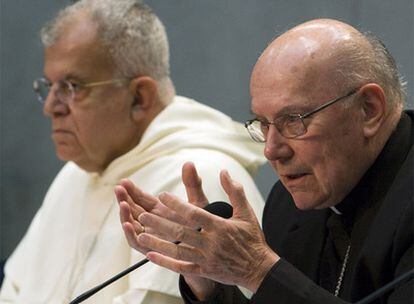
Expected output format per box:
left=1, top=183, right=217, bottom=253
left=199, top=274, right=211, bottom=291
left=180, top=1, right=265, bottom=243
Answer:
left=178, top=260, right=347, bottom=304
left=250, top=259, right=348, bottom=304
left=179, top=275, right=249, bottom=304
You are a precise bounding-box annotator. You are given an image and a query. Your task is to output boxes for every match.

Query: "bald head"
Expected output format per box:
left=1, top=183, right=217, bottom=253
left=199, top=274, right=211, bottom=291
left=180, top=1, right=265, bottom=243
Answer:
left=257, top=19, right=360, bottom=69
left=252, top=19, right=405, bottom=119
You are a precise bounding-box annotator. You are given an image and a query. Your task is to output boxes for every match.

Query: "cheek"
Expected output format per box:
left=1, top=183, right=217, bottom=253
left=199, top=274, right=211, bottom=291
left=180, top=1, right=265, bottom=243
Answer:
left=290, top=152, right=343, bottom=209
left=70, top=110, right=108, bottom=152
left=305, top=152, right=333, bottom=197
left=312, top=133, right=362, bottom=201
left=74, top=102, right=134, bottom=154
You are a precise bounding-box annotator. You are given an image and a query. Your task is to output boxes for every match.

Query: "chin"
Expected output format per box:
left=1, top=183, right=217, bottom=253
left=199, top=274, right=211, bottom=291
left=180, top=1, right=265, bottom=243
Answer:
left=54, top=145, right=101, bottom=171
left=293, top=201, right=315, bottom=211
left=291, top=192, right=327, bottom=210
left=55, top=149, right=76, bottom=162
left=55, top=144, right=82, bottom=161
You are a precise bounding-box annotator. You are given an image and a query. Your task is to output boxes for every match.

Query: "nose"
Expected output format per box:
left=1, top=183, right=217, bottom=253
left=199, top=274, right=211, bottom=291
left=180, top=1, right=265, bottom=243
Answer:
left=42, top=86, right=70, bottom=117
left=264, top=125, right=294, bottom=161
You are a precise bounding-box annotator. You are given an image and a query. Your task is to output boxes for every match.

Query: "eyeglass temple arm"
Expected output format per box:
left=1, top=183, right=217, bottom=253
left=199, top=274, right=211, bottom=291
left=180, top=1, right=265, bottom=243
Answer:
left=300, top=89, right=358, bottom=119
left=82, top=78, right=130, bottom=88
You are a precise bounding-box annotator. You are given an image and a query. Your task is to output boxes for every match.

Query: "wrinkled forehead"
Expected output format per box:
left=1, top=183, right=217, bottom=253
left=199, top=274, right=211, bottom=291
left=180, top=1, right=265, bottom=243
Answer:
left=250, top=27, right=348, bottom=117
left=250, top=54, right=330, bottom=118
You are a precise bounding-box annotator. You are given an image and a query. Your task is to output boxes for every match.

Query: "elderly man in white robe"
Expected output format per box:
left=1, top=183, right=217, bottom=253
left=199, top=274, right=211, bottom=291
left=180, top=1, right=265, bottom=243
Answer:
left=0, top=1, right=265, bottom=303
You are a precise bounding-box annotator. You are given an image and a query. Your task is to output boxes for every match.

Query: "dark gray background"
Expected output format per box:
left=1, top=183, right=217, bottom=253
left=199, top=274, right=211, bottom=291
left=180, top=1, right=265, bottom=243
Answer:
left=1, top=0, right=413, bottom=261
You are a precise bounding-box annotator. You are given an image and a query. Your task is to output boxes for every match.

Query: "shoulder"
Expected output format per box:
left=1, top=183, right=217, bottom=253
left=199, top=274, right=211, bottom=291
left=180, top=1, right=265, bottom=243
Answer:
left=363, top=146, right=413, bottom=266
left=41, top=162, right=89, bottom=207
left=50, top=162, right=88, bottom=184
left=264, top=182, right=296, bottom=220
left=262, top=182, right=297, bottom=237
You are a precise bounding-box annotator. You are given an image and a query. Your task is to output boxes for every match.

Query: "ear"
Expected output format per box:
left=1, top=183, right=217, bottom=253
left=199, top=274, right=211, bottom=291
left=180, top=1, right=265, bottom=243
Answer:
left=358, top=83, right=387, bottom=138
left=128, top=76, right=160, bottom=121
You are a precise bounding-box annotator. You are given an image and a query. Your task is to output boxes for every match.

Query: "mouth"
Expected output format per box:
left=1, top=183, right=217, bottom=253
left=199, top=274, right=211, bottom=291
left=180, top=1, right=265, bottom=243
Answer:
left=281, top=173, right=310, bottom=185
left=52, top=129, right=71, bottom=134
left=285, top=173, right=308, bottom=180
left=51, top=129, right=74, bottom=142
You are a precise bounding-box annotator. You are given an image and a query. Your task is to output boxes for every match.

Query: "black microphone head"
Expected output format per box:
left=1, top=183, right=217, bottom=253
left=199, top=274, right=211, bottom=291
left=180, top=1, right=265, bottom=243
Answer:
left=203, top=201, right=233, bottom=219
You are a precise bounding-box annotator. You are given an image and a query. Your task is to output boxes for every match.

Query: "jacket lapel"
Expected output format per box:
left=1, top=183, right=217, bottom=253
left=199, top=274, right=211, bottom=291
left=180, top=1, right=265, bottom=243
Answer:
left=281, top=209, right=329, bottom=282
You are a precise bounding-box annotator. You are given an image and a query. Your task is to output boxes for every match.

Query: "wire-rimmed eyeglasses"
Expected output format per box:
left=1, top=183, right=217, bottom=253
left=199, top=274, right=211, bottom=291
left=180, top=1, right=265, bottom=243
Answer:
left=245, top=88, right=359, bottom=142
left=33, top=77, right=130, bottom=104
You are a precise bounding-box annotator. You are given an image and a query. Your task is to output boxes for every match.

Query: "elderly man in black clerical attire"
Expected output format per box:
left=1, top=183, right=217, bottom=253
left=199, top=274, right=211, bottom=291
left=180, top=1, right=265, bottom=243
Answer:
left=116, top=19, right=413, bottom=303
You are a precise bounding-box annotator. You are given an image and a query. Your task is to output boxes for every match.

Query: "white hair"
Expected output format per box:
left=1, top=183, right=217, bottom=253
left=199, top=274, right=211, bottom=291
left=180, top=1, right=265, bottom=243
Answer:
left=333, top=31, right=406, bottom=110
left=41, top=0, right=174, bottom=101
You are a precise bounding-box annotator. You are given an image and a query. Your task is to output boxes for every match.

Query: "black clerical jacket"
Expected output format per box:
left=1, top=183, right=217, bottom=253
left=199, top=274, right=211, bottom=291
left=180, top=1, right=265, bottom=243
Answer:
left=180, top=111, right=413, bottom=304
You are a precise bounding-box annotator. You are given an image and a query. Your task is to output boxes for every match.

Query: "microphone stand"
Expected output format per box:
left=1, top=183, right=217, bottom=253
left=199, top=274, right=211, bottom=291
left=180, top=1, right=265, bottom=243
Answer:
left=354, top=268, right=414, bottom=304
left=69, top=258, right=150, bottom=304
left=69, top=201, right=233, bottom=303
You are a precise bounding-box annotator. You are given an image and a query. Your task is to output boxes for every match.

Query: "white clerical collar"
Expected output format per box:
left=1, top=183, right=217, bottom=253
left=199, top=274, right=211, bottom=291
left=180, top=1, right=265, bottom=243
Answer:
left=330, top=206, right=342, bottom=215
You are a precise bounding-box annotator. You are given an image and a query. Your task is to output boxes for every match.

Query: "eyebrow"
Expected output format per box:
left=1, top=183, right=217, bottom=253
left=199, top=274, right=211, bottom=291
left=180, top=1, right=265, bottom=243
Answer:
left=250, top=104, right=314, bottom=120
left=43, top=72, right=90, bottom=84
left=64, top=73, right=91, bottom=83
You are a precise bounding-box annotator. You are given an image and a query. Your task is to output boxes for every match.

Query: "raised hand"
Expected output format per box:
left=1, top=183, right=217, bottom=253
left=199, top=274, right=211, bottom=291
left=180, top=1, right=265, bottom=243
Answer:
left=115, top=162, right=223, bottom=299
left=114, top=162, right=210, bottom=254
left=115, top=177, right=188, bottom=253
left=136, top=170, right=280, bottom=293
left=116, top=179, right=160, bottom=253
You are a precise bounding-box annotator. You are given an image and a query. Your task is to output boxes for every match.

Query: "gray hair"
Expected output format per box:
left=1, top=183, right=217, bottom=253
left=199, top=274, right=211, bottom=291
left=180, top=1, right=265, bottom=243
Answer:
left=41, top=0, right=173, bottom=100
left=333, top=31, right=406, bottom=111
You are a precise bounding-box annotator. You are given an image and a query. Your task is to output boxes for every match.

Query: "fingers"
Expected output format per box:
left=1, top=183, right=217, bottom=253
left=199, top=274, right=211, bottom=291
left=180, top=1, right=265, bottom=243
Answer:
left=159, top=192, right=223, bottom=231
left=118, top=197, right=131, bottom=224
left=122, top=222, right=149, bottom=253
left=115, top=185, right=145, bottom=220
left=182, top=162, right=209, bottom=208
left=146, top=251, right=201, bottom=276
left=139, top=212, right=205, bottom=248
left=114, top=183, right=129, bottom=203
left=138, top=232, right=204, bottom=268
left=219, top=170, right=253, bottom=219
left=119, top=201, right=145, bottom=233
left=116, top=183, right=153, bottom=254
left=119, top=201, right=150, bottom=253
left=117, top=179, right=159, bottom=212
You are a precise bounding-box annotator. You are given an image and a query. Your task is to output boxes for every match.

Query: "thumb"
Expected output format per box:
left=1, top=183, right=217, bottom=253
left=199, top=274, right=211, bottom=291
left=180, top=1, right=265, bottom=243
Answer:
left=219, top=170, right=255, bottom=220
left=182, top=162, right=209, bottom=208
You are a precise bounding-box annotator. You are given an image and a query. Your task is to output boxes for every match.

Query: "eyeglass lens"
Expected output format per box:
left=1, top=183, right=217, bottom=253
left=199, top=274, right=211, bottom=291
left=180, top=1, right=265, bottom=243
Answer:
left=34, top=79, right=74, bottom=104
left=247, top=117, right=306, bottom=142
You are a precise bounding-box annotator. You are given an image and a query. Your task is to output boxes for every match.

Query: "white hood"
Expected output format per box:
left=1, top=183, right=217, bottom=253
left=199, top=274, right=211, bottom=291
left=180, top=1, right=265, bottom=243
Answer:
left=99, top=95, right=266, bottom=184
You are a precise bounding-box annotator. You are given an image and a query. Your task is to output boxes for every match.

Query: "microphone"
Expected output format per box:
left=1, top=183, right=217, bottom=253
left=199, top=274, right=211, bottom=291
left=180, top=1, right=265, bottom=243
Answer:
left=69, top=201, right=233, bottom=304
left=354, top=268, right=414, bottom=304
